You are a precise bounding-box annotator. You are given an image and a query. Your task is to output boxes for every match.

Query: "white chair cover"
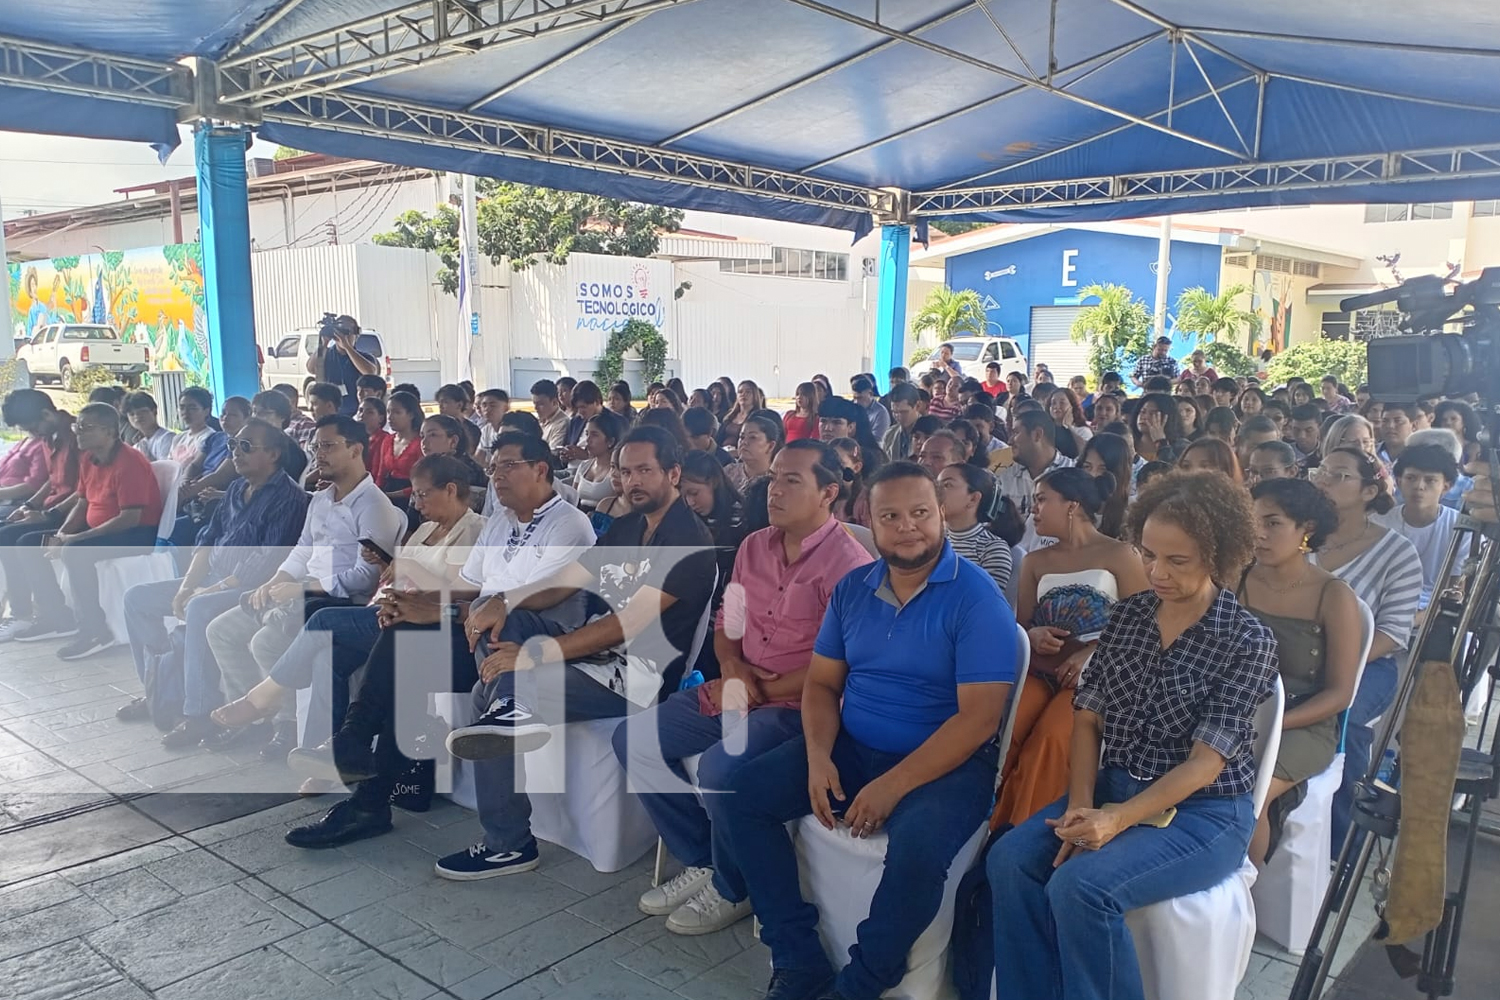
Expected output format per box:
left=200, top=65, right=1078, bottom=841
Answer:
left=794, top=624, right=1029, bottom=1000
left=94, top=459, right=180, bottom=645
left=1123, top=678, right=1284, bottom=1000
left=1252, top=599, right=1374, bottom=954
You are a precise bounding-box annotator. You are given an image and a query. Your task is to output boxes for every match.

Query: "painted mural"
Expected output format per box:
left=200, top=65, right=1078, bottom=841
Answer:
left=7, top=243, right=211, bottom=387
left=1251, top=268, right=1292, bottom=355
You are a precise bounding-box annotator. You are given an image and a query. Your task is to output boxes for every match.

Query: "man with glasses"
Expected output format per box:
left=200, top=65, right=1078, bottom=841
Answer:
left=182, top=416, right=403, bottom=757
left=9, top=403, right=163, bottom=660
left=121, top=420, right=308, bottom=737
left=283, top=431, right=598, bottom=849
left=423, top=426, right=716, bottom=876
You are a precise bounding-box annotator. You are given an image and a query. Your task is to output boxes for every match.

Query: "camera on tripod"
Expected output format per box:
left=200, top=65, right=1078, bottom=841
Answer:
left=1343, top=268, right=1500, bottom=406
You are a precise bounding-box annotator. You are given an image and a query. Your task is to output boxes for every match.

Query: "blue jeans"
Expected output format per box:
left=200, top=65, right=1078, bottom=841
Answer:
left=722, top=730, right=998, bottom=1000
left=268, top=604, right=383, bottom=737
left=1332, top=655, right=1399, bottom=855
left=470, top=609, right=635, bottom=852
left=122, top=579, right=245, bottom=718
left=987, top=767, right=1254, bottom=1000
left=611, top=687, right=802, bottom=902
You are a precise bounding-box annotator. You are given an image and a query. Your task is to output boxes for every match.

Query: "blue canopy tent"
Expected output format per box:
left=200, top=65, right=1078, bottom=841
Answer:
left=4, top=0, right=1500, bottom=399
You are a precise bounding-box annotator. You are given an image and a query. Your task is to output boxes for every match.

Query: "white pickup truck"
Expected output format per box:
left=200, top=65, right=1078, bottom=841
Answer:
left=18, top=323, right=151, bottom=390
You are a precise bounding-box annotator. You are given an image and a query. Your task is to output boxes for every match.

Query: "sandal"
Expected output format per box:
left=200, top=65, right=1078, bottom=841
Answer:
left=210, top=696, right=279, bottom=729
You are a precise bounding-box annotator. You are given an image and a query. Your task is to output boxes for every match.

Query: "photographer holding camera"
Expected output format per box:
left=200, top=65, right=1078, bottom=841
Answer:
left=310, top=314, right=378, bottom=415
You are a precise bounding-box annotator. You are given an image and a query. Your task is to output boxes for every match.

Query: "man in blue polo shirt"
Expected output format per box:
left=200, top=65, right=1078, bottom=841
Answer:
left=720, top=461, right=1017, bottom=1000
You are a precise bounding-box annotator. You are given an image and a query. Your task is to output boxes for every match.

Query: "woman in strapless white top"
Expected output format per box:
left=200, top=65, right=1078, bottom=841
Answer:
left=991, top=468, right=1148, bottom=830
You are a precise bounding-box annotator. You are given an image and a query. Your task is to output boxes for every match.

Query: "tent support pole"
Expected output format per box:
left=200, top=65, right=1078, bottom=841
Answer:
left=874, top=225, right=910, bottom=392
left=195, top=124, right=260, bottom=404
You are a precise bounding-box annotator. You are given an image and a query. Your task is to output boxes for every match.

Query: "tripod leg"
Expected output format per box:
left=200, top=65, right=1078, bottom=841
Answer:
left=1419, top=768, right=1490, bottom=998
left=1292, top=824, right=1378, bottom=1000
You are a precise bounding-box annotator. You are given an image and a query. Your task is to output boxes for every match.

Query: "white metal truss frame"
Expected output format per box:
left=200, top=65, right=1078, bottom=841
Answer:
left=4, top=2, right=1500, bottom=225
left=910, top=144, right=1500, bottom=216
left=215, top=0, right=701, bottom=107
left=258, top=90, right=899, bottom=217
left=0, top=35, right=190, bottom=108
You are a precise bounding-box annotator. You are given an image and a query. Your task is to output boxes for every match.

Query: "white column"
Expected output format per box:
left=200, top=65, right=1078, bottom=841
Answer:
left=457, top=174, right=480, bottom=383
left=1153, top=215, right=1172, bottom=339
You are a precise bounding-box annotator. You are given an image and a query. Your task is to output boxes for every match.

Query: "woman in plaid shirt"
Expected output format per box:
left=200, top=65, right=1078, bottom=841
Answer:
left=988, top=471, right=1278, bottom=1000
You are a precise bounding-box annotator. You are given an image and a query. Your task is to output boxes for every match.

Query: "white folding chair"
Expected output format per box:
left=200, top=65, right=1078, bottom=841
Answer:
left=795, top=622, right=1030, bottom=1000
left=1253, top=599, right=1375, bottom=953
left=1123, top=677, right=1285, bottom=1000
left=92, top=459, right=181, bottom=646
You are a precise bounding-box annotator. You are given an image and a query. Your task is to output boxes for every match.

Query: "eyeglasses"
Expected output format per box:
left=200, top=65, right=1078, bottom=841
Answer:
left=310, top=439, right=347, bottom=452
left=1308, top=466, right=1360, bottom=485
left=411, top=488, right=435, bottom=501
left=232, top=439, right=263, bottom=454
left=489, top=459, right=534, bottom=476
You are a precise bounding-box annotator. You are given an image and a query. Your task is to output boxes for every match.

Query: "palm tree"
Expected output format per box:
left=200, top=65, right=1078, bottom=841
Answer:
left=1174, top=284, right=1262, bottom=353
left=911, top=287, right=987, bottom=345
left=1070, top=283, right=1152, bottom=378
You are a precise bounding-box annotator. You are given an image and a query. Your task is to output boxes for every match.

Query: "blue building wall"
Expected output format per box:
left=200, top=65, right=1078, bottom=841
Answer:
left=944, top=229, right=1222, bottom=362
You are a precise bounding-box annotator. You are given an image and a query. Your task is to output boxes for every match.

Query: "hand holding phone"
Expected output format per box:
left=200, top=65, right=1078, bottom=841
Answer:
left=359, top=538, right=394, bottom=565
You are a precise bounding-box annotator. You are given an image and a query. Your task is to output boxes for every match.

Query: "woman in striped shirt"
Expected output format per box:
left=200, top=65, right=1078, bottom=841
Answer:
left=1309, top=447, right=1423, bottom=853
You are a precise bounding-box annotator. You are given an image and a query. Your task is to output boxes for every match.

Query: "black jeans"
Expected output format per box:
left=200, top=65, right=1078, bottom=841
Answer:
left=0, top=511, right=67, bottom=618
left=14, top=524, right=159, bottom=635
left=347, top=621, right=479, bottom=808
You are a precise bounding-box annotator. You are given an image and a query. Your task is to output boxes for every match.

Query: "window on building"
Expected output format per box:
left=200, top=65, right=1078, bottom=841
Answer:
left=718, top=247, right=849, bottom=280
left=1255, top=254, right=1319, bottom=278
left=1352, top=309, right=1403, bottom=341
left=1364, top=202, right=1453, bottom=223
left=1320, top=312, right=1351, bottom=341
left=1473, top=199, right=1500, bottom=218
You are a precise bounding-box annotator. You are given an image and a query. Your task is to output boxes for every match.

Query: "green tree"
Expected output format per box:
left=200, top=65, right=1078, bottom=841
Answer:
left=273, top=146, right=308, bottom=160
left=911, top=287, right=988, bottom=343
left=928, top=220, right=989, bottom=238
left=1071, top=283, right=1153, bottom=379
left=1199, top=341, right=1255, bottom=377
left=374, top=180, right=684, bottom=294
left=1173, top=284, right=1262, bottom=352
left=1266, top=339, right=1367, bottom=389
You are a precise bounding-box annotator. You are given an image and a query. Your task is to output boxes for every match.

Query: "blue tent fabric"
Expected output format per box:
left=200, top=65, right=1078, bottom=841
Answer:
left=3, top=0, right=1500, bottom=229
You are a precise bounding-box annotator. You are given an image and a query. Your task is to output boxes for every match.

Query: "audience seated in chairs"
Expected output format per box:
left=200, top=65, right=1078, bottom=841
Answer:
left=1239, top=478, right=1361, bottom=866
left=0, top=389, right=59, bottom=520
left=371, top=390, right=423, bottom=503
left=120, top=419, right=308, bottom=736
left=613, top=440, right=873, bottom=935
left=992, top=467, right=1148, bottom=830
left=0, top=393, right=79, bottom=641
left=8, top=402, right=163, bottom=660
left=719, top=461, right=1016, bottom=1000
left=987, top=470, right=1277, bottom=1000
left=124, top=391, right=177, bottom=462
left=182, top=415, right=405, bottom=758
left=209, top=454, right=486, bottom=788
left=997, top=410, right=1076, bottom=550
left=249, top=390, right=310, bottom=483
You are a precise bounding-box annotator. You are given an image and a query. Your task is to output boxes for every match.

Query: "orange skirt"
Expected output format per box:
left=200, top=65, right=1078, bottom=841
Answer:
left=991, top=677, right=1076, bottom=829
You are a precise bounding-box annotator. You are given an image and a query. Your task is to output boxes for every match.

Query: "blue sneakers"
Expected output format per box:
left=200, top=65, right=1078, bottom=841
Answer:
left=434, top=840, right=541, bottom=881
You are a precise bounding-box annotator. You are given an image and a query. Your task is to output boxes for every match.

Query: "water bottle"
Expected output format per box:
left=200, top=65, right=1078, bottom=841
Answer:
left=678, top=669, right=705, bottom=691
left=1375, top=748, right=1398, bottom=786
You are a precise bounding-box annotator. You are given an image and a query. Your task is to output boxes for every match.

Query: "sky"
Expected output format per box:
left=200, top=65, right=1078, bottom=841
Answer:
left=0, top=128, right=281, bottom=222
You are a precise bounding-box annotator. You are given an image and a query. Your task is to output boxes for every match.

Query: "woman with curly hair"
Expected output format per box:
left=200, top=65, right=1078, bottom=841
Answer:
left=989, top=470, right=1278, bottom=1000
left=1178, top=436, right=1244, bottom=483
left=1241, top=478, right=1362, bottom=866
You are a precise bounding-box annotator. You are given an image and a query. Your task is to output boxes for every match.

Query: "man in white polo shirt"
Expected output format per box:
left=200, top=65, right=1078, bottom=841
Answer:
left=284, top=431, right=596, bottom=848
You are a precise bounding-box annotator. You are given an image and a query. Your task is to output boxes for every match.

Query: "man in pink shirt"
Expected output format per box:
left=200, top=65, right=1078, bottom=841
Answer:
left=612, top=439, right=874, bottom=937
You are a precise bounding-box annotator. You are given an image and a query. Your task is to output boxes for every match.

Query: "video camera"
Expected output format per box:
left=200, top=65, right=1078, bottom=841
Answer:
left=1342, top=268, right=1500, bottom=405
left=317, top=312, right=342, bottom=341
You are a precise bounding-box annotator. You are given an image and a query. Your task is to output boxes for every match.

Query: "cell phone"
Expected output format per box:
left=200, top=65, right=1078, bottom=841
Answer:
left=1137, top=807, right=1177, bottom=829
left=359, top=538, right=394, bottom=564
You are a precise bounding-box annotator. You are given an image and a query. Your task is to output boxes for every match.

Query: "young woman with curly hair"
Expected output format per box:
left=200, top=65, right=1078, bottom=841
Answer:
left=989, top=470, right=1278, bottom=1000
left=1241, top=478, right=1362, bottom=866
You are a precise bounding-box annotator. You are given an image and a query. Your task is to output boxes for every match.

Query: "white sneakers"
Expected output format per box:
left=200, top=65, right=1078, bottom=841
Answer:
left=638, top=865, right=712, bottom=915
left=637, top=867, right=751, bottom=935
left=665, top=883, right=753, bottom=936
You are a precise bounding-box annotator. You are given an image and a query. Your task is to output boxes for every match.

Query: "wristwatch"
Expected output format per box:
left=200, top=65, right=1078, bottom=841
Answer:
left=442, top=602, right=461, bottom=625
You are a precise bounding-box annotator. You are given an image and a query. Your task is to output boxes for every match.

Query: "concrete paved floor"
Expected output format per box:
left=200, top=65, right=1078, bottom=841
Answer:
left=0, top=634, right=1391, bottom=1000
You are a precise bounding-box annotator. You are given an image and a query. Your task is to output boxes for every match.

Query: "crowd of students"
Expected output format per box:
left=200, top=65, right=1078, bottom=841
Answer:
left=0, top=329, right=1489, bottom=1000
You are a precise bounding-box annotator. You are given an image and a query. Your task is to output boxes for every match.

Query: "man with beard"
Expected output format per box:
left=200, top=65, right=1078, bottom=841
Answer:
left=288, top=426, right=716, bottom=863
left=718, top=462, right=1017, bottom=1000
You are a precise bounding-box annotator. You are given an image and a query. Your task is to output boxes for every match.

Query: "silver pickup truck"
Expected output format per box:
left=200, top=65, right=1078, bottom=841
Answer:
left=18, top=323, right=151, bottom=390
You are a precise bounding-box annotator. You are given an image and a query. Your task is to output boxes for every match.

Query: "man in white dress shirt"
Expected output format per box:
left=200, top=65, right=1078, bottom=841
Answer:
left=196, top=415, right=405, bottom=757
left=996, top=409, right=1073, bottom=551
